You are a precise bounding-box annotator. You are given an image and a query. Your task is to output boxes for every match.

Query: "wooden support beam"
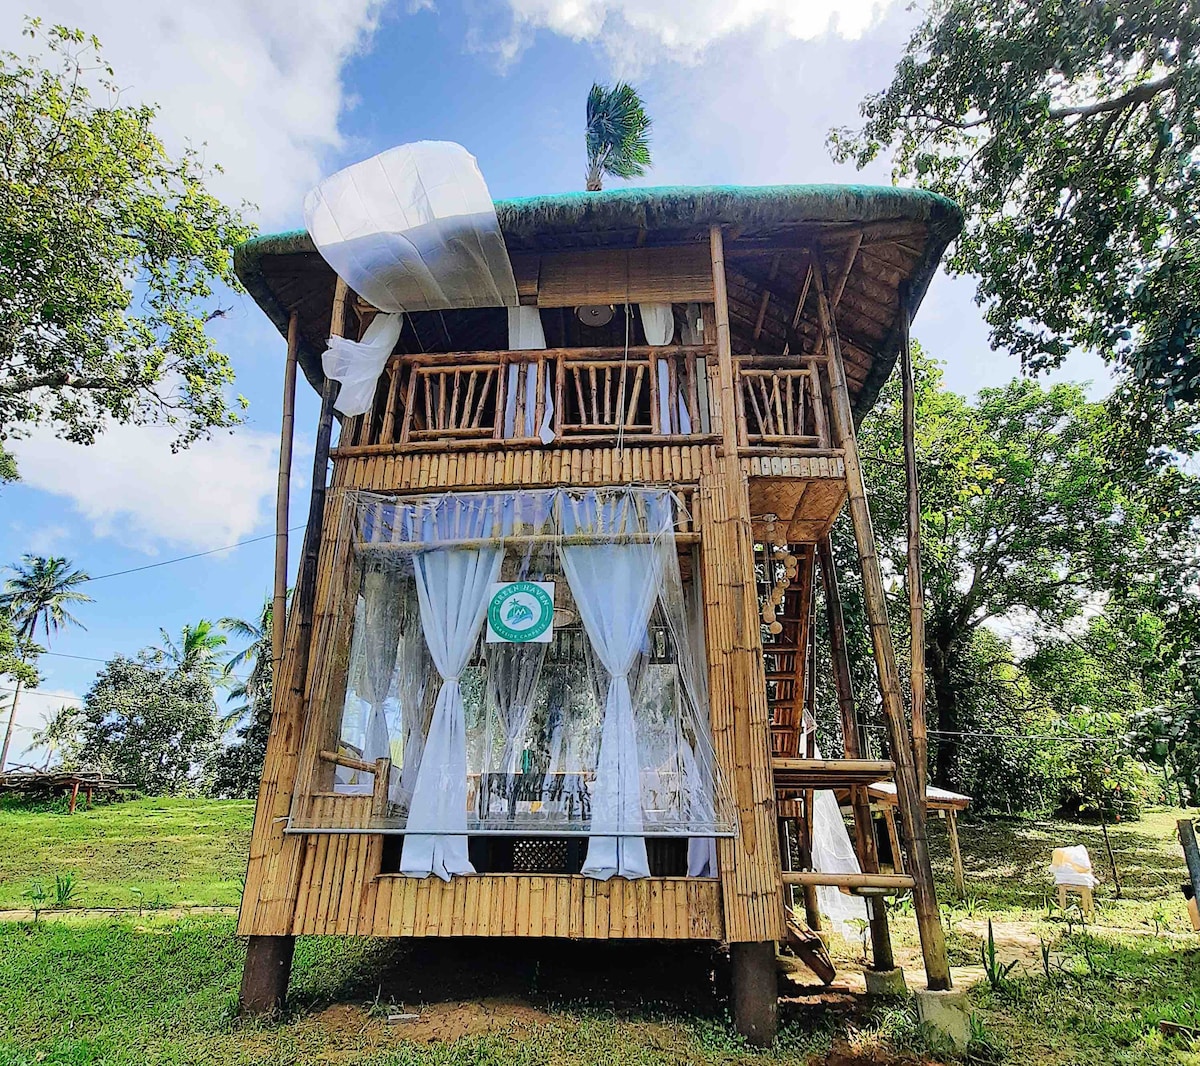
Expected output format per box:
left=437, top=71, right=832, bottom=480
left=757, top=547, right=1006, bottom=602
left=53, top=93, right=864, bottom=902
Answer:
left=900, top=294, right=928, bottom=799
left=947, top=808, right=966, bottom=896
left=272, top=311, right=300, bottom=686
left=831, top=232, right=863, bottom=308
left=238, top=275, right=353, bottom=1008
left=812, top=254, right=952, bottom=991
left=781, top=872, right=915, bottom=891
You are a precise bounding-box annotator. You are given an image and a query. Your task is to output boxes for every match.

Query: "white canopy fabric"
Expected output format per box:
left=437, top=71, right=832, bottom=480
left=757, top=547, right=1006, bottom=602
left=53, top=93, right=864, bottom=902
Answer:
left=304, top=141, right=517, bottom=313
left=304, top=141, right=518, bottom=417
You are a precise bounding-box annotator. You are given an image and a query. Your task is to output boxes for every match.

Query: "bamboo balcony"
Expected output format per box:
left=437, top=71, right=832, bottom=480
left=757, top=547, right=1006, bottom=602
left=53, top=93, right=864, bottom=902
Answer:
left=331, top=345, right=838, bottom=459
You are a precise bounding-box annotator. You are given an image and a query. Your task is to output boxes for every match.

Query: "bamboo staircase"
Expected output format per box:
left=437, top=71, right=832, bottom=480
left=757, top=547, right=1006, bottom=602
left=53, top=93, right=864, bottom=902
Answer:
left=760, top=541, right=914, bottom=984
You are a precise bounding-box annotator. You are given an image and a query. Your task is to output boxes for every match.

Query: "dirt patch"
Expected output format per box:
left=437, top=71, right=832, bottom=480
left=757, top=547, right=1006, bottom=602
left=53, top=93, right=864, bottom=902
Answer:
left=311, top=998, right=559, bottom=1045
left=819, top=1038, right=937, bottom=1065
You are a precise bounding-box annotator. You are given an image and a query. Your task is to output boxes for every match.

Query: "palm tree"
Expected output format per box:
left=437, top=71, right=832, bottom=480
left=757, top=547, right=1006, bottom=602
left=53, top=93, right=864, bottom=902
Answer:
left=0, top=555, right=92, bottom=771
left=155, top=620, right=229, bottom=686
left=585, top=81, right=652, bottom=192
left=220, top=599, right=273, bottom=731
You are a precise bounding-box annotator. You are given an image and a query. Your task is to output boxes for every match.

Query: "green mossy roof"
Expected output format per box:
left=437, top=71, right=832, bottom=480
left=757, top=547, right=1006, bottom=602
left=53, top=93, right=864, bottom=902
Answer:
left=234, top=183, right=962, bottom=415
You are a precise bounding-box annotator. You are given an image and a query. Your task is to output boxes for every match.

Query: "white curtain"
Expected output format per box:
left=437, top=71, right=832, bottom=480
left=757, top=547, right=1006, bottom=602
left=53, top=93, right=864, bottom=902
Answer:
left=400, top=501, right=504, bottom=880
left=505, top=307, right=554, bottom=443
left=355, top=567, right=403, bottom=793
left=808, top=741, right=869, bottom=938
left=640, top=303, right=693, bottom=435
left=323, top=311, right=404, bottom=417
left=483, top=641, right=547, bottom=814
left=561, top=492, right=666, bottom=879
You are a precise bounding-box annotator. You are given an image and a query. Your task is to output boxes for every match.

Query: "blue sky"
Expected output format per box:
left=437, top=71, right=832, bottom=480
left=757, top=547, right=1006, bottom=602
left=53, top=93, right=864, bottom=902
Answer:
left=1, top=0, right=1109, bottom=762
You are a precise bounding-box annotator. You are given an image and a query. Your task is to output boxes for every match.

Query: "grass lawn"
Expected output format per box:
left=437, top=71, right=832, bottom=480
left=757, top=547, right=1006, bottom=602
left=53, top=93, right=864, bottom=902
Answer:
left=0, top=797, right=253, bottom=910
left=0, top=797, right=1197, bottom=1065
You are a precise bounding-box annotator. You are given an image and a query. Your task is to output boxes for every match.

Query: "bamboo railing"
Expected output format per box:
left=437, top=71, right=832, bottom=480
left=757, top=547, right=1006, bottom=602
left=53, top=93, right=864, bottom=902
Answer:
left=336, top=345, right=834, bottom=456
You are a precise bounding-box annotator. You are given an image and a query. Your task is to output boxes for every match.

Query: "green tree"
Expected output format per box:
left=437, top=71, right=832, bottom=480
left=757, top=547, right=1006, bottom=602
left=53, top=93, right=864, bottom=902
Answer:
left=154, top=620, right=229, bottom=686
left=854, top=352, right=1200, bottom=788
left=831, top=0, right=1200, bottom=405
left=72, top=654, right=220, bottom=794
left=585, top=81, right=652, bottom=191
left=0, top=20, right=255, bottom=459
left=0, top=555, right=91, bottom=770
left=210, top=599, right=274, bottom=797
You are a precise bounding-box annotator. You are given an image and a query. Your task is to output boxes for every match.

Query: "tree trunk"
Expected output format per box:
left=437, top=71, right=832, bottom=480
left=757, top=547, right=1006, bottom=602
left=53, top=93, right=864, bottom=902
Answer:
left=0, top=677, right=24, bottom=772
left=927, top=638, right=959, bottom=788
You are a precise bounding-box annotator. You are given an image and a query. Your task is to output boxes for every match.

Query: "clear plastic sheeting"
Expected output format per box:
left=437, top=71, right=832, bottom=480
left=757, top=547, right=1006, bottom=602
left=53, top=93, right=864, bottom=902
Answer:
left=299, top=487, right=733, bottom=870
left=304, top=141, right=518, bottom=313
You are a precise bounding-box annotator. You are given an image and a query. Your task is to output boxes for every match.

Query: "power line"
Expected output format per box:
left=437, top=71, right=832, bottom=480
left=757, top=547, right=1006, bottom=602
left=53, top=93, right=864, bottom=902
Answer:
left=35, top=650, right=252, bottom=681
left=79, top=525, right=305, bottom=583
left=0, top=686, right=84, bottom=704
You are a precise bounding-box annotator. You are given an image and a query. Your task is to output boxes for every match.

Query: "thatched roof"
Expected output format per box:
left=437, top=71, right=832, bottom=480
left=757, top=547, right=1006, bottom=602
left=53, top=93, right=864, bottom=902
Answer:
left=234, top=184, right=961, bottom=416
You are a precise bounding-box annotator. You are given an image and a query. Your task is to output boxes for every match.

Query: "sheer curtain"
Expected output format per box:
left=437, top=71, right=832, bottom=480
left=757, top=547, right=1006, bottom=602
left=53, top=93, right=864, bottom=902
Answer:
left=355, top=566, right=403, bottom=797
left=400, top=497, right=505, bottom=880
left=640, top=303, right=692, bottom=435
left=561, top=491, right=667, bottom=879
left=482, top=641, right=547, bottom=814
left=807, top=738, right=869, bottom=937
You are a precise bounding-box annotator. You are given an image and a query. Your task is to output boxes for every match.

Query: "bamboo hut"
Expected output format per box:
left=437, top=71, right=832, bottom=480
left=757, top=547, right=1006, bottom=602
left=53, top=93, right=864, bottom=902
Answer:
left=233, top=152, right=963, bottom=1044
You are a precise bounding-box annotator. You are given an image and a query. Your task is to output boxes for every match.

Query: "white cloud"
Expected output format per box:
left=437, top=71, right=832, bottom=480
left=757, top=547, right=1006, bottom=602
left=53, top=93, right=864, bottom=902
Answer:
left=11, top=425, right=280, bottom=554
left=2, top=686, right=81, bottom=770
left=0, top=2, right=385, bottom=224
left=485, top=0, right=895, bottom=69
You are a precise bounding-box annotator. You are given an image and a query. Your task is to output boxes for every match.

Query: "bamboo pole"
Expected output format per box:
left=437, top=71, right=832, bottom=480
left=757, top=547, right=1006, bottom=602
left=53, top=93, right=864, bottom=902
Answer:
left=272, top=312, right=300, bottom=687
left=812, top=256, right=952, bottom=991
left=295, top=277, right=349, bottom=706
left=817, top=534, right=894, bottom=969
left=900, top=295, right=928, bottom=800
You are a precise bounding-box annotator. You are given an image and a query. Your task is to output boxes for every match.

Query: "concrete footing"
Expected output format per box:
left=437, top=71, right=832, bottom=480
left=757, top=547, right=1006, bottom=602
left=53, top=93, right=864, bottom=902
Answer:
left=914, top=986, right=972, bottom=1050
left=863, top=966, right=907, bottom=996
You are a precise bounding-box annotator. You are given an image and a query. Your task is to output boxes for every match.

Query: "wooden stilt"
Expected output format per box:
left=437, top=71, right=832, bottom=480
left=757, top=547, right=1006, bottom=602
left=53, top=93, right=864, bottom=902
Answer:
left=947, top=809, right=966, bottom=896
left=900, top=296, right=928, bottom=799
left=730, top=941, right=778, bottom=1047
left=272, top=311, right=300, bottom=683
left=238, top=276, right=351, bottom=1010
left=812, top=258, right=951, bottom=991
left=239, top=935, right=295, bottom=1015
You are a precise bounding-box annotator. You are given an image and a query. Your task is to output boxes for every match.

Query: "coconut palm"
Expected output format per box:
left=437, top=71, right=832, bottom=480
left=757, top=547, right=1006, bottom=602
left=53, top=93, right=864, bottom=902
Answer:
left=220, top=598, right=273, bottom=730
left=155, top=620, right=229, bottom=686
left=585, top=81, right=652, bottom=192
left=0, top=555, right=92, bottom=771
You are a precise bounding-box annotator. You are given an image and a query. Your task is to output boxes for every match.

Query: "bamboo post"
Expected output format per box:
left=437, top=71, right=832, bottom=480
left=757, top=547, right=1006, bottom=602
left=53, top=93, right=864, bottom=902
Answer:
left=817, top=535, right=893, bottom=969
left=709, top=224, right=781, bottom=1046
left=812, top=256, right=952, bottom=991
left=240, top=275, right=350, bottom=1017
left=1178, top=819, right=1200, bottom=909
left=947, top=808, right=966, bottom=896
left=272, top=311, right=300, bottom=685
left=295, top=277, right=349, bottom=705
left=900, top=295, right=928, bottom=800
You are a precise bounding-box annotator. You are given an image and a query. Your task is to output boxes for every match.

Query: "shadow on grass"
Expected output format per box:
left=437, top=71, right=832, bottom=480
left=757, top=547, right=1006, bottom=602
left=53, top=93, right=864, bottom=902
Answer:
left=289, top=935, right=729, bottom=1022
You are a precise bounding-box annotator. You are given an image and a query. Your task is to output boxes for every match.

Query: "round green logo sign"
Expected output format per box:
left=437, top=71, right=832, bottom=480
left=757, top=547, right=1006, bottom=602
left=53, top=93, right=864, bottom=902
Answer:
left=488, top=581, right=554, bottom=642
